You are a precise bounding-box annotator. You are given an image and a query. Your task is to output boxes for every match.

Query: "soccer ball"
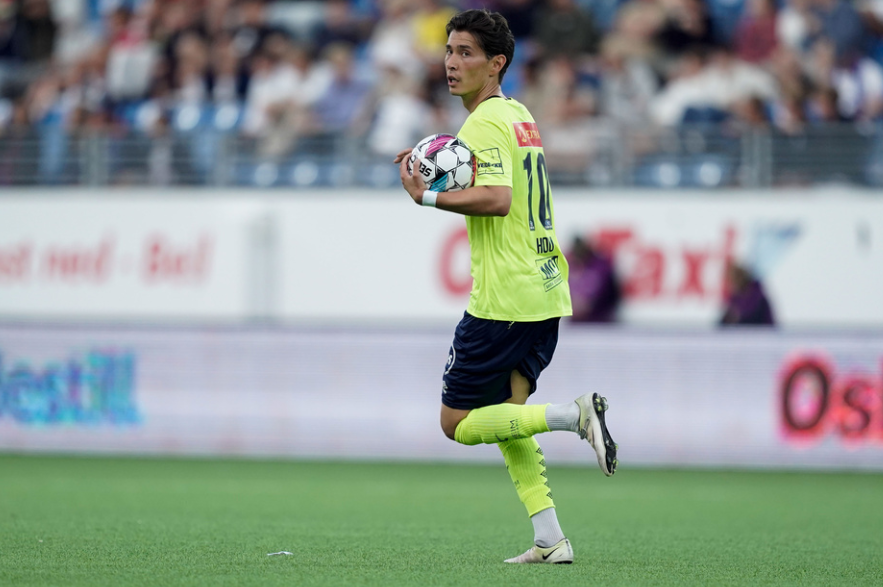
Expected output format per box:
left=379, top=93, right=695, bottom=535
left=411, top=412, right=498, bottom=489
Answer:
left=407, top=134, right=475, bottom=192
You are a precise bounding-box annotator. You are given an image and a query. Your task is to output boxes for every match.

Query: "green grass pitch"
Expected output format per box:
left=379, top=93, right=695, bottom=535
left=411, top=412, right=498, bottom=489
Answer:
left=1, top=454, right=881, bottom=587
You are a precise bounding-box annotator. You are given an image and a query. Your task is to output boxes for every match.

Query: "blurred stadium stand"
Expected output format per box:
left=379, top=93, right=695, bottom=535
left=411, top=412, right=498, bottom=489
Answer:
left=2, top=120, right=880, bottom=188
left=0, top=0, right=882, bottom=189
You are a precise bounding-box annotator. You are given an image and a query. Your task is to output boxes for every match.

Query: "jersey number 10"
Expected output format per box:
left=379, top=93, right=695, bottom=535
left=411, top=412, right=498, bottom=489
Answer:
left=523, top=152, right=552, bottom=231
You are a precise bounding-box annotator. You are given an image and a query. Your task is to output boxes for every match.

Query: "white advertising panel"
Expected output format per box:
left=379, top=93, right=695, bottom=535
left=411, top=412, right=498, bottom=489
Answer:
left=1, top=324, right=881, bottom=470
left=0, top=191, right=263, bottom=320
left=1, top=188, right=882, bottom=327
left=554, top=190, right=883, bottom=327
left=276, top=196, right=470, bottom=324
left=276, top=189, right=883, bottom=328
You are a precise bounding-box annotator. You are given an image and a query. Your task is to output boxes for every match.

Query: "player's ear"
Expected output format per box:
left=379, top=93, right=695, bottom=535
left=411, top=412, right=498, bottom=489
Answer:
left=489, top=54, right=506, bottom=76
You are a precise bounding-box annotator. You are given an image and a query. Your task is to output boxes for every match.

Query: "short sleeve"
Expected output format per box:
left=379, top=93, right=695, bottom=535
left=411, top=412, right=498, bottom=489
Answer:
left=457, top=109, right=513, bottom=188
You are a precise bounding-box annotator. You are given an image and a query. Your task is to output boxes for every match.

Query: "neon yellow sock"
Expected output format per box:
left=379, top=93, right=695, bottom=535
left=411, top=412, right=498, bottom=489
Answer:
left=499, top=437, right=555, bottom=516
left=453, top=403, right=550, bottom=446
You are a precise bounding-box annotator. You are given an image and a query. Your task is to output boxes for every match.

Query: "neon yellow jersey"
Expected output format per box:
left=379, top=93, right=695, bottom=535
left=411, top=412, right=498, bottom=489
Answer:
left=456, top=97, right=572, bottom=322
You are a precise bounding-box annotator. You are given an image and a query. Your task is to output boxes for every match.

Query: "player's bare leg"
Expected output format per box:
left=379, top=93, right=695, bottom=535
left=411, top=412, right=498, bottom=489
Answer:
left=440, top=405, right=470, bottom=440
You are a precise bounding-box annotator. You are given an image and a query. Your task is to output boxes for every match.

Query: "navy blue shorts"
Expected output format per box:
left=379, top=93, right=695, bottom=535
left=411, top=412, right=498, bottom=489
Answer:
left=441, top=312, right=560, bottom=410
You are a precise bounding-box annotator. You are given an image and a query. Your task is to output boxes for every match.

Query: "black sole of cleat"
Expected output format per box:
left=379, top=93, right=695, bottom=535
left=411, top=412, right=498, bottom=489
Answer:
left=592, top=393, right=618, bottom=475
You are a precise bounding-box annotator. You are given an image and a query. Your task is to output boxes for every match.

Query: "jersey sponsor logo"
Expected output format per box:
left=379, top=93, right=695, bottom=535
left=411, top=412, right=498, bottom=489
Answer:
left=513, top=122, right=543, bottom=147
left=535, top=255, right=563, bottom=291
left=476, top=147, right=504, bottom=176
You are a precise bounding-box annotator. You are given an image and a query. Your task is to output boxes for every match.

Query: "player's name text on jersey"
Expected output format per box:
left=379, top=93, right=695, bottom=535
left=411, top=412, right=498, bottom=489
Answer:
left=536, top=237, right=556, bottom=254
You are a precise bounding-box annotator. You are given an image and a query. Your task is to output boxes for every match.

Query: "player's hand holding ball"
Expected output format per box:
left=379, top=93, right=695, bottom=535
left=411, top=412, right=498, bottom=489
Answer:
left=396, top=134, right=475, bottom=206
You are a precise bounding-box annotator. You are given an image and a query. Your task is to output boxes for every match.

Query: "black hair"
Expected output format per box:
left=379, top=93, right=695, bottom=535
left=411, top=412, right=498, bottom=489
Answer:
left=446, top=9, right=515, bottom=85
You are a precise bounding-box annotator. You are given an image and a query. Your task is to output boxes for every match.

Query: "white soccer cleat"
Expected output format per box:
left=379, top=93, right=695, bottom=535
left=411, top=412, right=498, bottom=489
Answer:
left=504, top=538, right=573, bottom=564
left=576, top=392, right=618, bottom=476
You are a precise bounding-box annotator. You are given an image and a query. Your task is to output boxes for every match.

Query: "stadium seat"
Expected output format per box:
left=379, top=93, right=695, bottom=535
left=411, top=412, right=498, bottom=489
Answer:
left=682, top=106, right=732, bottom=125
left=633, top=158, right=686, bottom=187
left=173, top=104, right=207, bottom=133
left=632, top=153, right=735, bottom=187
left=689, top=155, right=734, bottom=187
left=287, top=160, right=323, bottom=187
left=578, top=0, right=626, bottom=31
left=706, top=0, right=746, bottom=46
left=211, top=103, right=244, bottom=133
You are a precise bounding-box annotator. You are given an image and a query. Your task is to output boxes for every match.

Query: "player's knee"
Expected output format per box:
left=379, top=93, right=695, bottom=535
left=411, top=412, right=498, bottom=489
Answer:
left=440, top=406, right=470, bottom=442
left=440, top=411, right=466, bottom=441
left=441, top=419, right=459, bottom=441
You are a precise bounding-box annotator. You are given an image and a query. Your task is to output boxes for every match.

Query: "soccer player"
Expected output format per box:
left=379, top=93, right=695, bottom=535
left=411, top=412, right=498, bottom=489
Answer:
left=394, top=9, right=618, bottom=564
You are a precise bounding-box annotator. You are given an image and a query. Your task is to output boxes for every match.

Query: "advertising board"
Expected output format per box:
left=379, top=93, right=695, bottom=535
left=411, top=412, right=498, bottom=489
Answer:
left=2, top=324, right=880, bottom=470
left=275, top=190, right=883, bottom=327
left=1, top=189, right=882, bottom=327
left=0, top=193, right=263, bottom=320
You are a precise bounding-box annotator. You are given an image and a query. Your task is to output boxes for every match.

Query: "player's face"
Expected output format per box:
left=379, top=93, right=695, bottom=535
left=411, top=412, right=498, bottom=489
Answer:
left=445, top=31, right=495, bottom=97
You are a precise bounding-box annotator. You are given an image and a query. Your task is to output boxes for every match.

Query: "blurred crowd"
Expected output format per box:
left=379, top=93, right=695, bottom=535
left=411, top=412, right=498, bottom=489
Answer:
left=2, top=0, right=883, bottom=182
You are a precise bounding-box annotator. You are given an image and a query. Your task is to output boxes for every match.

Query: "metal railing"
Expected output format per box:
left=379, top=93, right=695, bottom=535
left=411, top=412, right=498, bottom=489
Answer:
left=1, top=121, right=881, bottom=189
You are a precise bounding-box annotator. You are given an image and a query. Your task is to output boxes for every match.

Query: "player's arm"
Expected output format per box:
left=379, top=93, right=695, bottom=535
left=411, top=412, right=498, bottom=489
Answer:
left=397, top=156, right=511, bottom=217
left=434, top=185, right=511, bottom=217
